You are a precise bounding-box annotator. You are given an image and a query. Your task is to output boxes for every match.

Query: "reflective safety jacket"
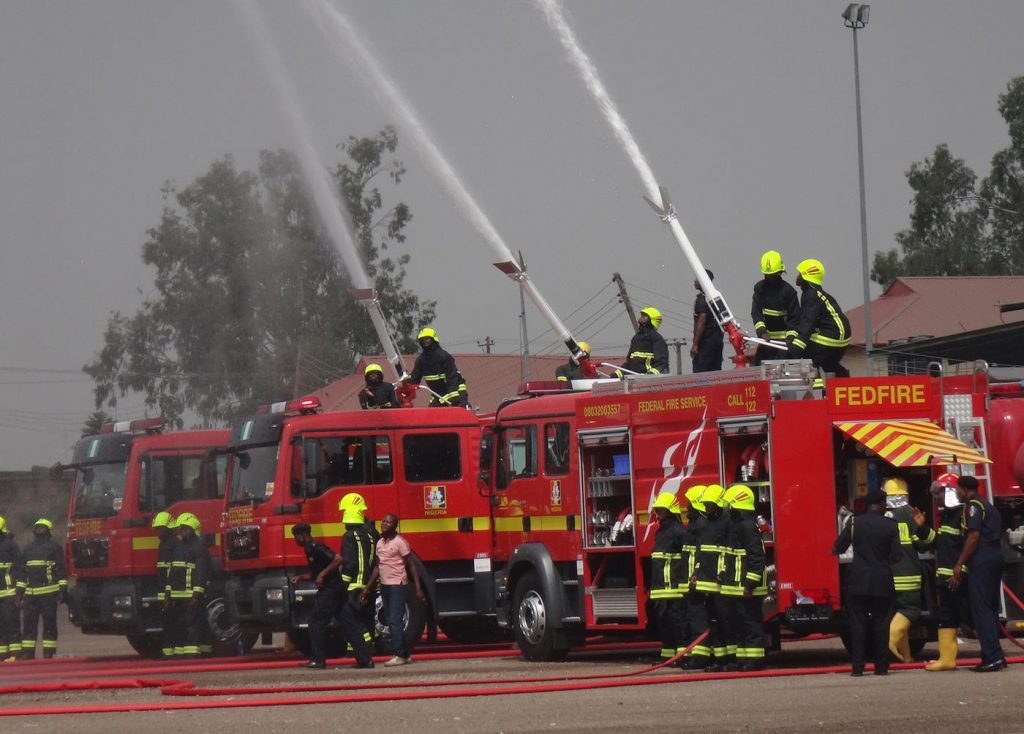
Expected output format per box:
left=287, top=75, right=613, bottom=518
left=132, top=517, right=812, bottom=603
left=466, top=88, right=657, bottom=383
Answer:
left=650, top=514, right=690, bottom=599
left=0, top=534, right=20, bottom=599
left=934, top=505, right=965, bottom=579
left=790, top=283, right=850, bottom=354
left=885, top=504, right=935, bottom=593
left=721, top=510, right=767, bottom=597
left=621, top=325, right=669, bottom=376
left=359, top=381, right=398, bottom=410
left=750, top=278, right=800, bottom=341
left=693, top=511, right=728, bottom=594
left=17, top=537, right=66, bottom=597
left=409, top=344, right=463, bottom=406
left=340, top=524, right=377, bottom=591
left=555, top=359, right=584, bottom=382
left=156, top=533, right=178, bottom=602
left=166, top=535, right=209, bottom=600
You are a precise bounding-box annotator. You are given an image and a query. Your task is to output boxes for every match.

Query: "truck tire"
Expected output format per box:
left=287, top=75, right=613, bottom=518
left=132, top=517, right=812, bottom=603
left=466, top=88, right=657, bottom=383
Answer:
left=205, top=596, right=258, bottom=656
left=372, top=590, right=427, bottom=654
left=512, top=571, right=569, bottom=661
left=126, top=633, right=164, bottom=659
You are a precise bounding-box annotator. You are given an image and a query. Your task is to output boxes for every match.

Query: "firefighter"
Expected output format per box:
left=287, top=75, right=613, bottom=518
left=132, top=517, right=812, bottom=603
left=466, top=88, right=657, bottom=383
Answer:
left=165, top=512, right=210, bottom=658
left=0, top=516, right=21, bottom=662
left=883, top=477, right=934, bottom=662
left=788, top=259, right=851, bottom=377
left=555, top=342, right=590, bottom=383
left=289, top=522, right=344, bottom=669
left=338, top=495, right=377, bottom=668
left=619, top=307, right=669, bottom=377
left=950, top=475, right=1006, bottom=672
left=649, top=492, right=687, bottom=664
left=680, top=484, right=710, bottom=668
left=832, top=488, right=901, bottom=676
left=152, top=511, right=178, bottom=658
left=692, top=484, right=730, bottom=671
left=749, top=250, right=799, bottom=365
left=925, top=472, right=971, bottom=671
left=359, top=363, right=398, bottom=410
left=403, top=328, right=466, bottom=407
left=691, top=271, right=724, bottom=373
left=16, top=518, right=66, bottom=659
left=723, top=484, right=768, bottom=670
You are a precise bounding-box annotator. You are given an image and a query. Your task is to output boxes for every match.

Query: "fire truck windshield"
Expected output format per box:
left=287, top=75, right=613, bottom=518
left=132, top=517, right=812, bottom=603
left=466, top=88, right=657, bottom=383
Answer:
left=72, top=462, right=128, bottom=518
left=140, top=454, right=227, bottom=512
left=228, top=445, right=278, bottom=505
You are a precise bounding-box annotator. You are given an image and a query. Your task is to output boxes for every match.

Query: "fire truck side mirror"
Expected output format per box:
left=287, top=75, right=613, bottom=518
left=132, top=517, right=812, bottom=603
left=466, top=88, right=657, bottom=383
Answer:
left=477, top=469, right=492, bottom=494
left=49, top=463, right=65, bottom=481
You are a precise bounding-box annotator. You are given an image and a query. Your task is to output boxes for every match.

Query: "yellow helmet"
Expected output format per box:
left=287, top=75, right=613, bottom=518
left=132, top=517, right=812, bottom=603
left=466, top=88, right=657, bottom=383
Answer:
left=760, top=249, right=785, bottom=275
left=577, top=341, right=590, bottom=355
left=338, top=492, right=367, bottom=512
left=724, top=484, right=755, bottom=511
left=652, top=491, right=681, bottom=514
left=700, top=484, right=727, bottom=507
left=882, top=477, right=909, bottom=496
left=152, top=511, right=174, bottom=529
left=640, top=307, right=662, bottom=329
left=796, top=258, right=825, bottom=286
left=0, top=515, right=6, bottom=533
left=34, top=518, right=54, bottom=531
left=342, top=507, right=366, bottom=525
left=417, top=327, right=437, bottom=341
left=684, top=484, right=707, bottom=512
left=176, top=512, right=201, bottom=533
left=364, top=363, right=384, bottom=376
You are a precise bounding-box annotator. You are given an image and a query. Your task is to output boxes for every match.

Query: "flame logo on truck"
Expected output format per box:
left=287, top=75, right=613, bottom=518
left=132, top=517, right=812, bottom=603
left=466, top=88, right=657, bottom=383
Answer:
left=643, top=408, right=707, bottom=540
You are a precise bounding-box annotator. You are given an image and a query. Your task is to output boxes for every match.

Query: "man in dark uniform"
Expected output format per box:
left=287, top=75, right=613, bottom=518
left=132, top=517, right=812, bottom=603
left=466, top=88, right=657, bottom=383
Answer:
left=555, top=341, right=590, bottom=383
left=290, top=523, right=344, bottom=669
left=164, top=512, right=210, bottom=658
left=403, top=328, right=466, bottom=407
left=925, top=473, right=971, bottom=671
left=832, top=488, right=901, bottom=676
left=692, top=484, right=730, bottom=671
left=724, top=484, right=768, bottom=671
left=16, top=518, right=67, bottom=659
left=338, top=500, right=377, bottom=669
left=649, top=492, right=688, bottom=664
left=789, top=259, right=851, bottom=377
left=0, top=515, right=21, bottom=661
left=750, top=250, right=799, bottom=365
left=681, top=485, right=711, bottom=668
left=620, top=308, right=669, bottom=376
left=359, top=363, right=398, bottom=410
left=691, top=271, right=724, bottom=373
left=950, top=475, right=1005, bottom=672
left=151, top=511, right=178, bottom=658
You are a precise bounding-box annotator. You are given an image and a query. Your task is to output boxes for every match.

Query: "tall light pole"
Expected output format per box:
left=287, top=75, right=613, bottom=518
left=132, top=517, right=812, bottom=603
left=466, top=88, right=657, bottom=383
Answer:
left=842, top=3, right=873, bottom=357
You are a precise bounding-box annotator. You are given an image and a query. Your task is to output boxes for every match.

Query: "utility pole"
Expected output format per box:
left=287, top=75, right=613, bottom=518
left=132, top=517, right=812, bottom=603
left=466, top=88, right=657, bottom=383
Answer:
left=292, top=345, right=303, bottom=399
left=613, top=272, right=639, bottom=331
left=477, top=336, right=494, bottom=354
left=518, top=251, right=530, bottom=381
left=666, top=338, right=688, bottom=375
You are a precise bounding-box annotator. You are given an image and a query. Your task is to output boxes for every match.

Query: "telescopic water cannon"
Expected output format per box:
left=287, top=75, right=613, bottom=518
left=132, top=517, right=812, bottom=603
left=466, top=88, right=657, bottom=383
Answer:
left=492, top=260, right=597, bottom=378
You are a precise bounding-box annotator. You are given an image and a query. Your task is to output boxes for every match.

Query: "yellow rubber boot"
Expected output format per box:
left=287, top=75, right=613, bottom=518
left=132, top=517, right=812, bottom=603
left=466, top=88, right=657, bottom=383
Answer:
left=924, top=628, right=958, bottom=671
left=888, top=612, right=912, bottom=662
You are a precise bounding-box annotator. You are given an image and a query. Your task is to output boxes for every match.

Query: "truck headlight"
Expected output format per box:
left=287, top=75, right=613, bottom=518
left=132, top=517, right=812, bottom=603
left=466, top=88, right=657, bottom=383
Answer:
left=264, top=588, right=284, bottom=602
left=113, top=595, right=133, bottom=608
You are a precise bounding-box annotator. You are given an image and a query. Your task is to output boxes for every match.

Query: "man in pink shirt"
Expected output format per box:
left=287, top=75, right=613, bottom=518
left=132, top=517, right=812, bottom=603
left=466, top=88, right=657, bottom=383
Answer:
left=360, top=514, right=424, bottom=666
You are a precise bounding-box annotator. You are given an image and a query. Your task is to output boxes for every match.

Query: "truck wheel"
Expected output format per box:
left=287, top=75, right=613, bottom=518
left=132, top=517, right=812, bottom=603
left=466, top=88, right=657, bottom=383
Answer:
left=205, top=596, right=257, bottom=656
left=126, top=633, right=164, bottom=659
left=372, top=590, right=427, bottom=654
left=513, top=571, right=569, bottom=661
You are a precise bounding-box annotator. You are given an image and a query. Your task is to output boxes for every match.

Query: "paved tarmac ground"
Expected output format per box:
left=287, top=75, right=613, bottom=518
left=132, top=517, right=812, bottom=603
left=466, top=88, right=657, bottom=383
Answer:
left=3, top=616, right=1023, bottom=734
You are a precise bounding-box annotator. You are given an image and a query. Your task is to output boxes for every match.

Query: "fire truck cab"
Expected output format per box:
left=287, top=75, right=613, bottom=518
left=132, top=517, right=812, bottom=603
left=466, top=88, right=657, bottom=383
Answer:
left=487, top=361, right=1011, bottom=660
left=62, top=419, right=242, bottom=658
left=222, top=398, right=496, bottom=652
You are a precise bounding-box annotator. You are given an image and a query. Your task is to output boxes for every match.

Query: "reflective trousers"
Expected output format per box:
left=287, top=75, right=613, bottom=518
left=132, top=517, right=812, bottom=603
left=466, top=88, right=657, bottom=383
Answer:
left=165, top=598, right=210, bottom=657
left=0, top=597, right=21, bottom=658
left=934, top=581, right=971, bottom=629
left=21, top=593, right=58, bottom=659
left=652, top=597, right=686, bottom=659
left=338, top=588, right=374, bottom=665
left=684, top=592, right=712, bottom=663
left=734, top=595, right=765, bottom=662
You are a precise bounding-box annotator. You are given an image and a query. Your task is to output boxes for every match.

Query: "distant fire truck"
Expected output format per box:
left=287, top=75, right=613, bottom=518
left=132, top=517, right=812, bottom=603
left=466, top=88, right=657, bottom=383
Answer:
left=60, top=419, right=252, bottom=657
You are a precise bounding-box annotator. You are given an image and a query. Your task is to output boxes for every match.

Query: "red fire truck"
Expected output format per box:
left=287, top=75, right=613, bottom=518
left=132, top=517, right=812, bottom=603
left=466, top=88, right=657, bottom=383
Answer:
left=61, top=418, right=250, bottom=657
left=221, top=397, right=498, bottom=652
left=482, top=361, right=1024, bottom=660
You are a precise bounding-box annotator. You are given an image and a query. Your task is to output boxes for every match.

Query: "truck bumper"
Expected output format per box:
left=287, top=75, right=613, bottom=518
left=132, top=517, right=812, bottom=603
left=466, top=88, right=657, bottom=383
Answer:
left=69, top=578, right=163, bottom=634
left=225, top=569, right=302, bottom=631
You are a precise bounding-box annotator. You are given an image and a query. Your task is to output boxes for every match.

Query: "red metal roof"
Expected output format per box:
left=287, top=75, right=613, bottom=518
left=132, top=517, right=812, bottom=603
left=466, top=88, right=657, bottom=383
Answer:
left=846, top=277, right=1024, bottom=347
left=312, top=353, right=618, bottom=413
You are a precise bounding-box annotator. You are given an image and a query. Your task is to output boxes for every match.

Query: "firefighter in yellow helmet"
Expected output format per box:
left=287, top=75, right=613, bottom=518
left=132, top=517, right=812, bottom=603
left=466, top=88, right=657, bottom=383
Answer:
left=680, top=484, right=711, bottom=668
left=882, top=477, right=934, bottom=663
left=620, top=307, right=669, bottom=377
left=723, top=484, right=767, bottom=670
left=152, top=512, right=178, bottom=657
left=694, top=484, right=733, bottom=670
left=402, top=327, right=468, bottom=407
left=790, top=259, right=851, bottom=377
left=649, top=492, right=687, bottom=664
left=692, top=270, right=724, bottom=373
left=16, top=518, right=67, bottom=659
left=338, top=498, right=376, bottom=668
left=0, top=515, right=22, bottom=661
left=359, top=363, right=398, bottom=410
left=925, top=473, right=969, bottom=671
left=165, top=512, right=211, bottom=658
left=556, top=342, right=591, bottom=383
left=750, top=251, right=800, bottom=365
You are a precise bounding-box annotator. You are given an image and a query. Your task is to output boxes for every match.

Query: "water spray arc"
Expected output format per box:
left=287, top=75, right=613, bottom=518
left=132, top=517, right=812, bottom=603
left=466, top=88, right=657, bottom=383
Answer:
left=308, top=0, right=595, bottom=377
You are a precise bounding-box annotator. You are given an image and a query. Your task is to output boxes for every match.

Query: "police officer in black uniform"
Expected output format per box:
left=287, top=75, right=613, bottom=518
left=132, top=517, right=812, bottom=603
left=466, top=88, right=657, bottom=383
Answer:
left=359, top=363, right=398, bottom=410
left=832, top=488, right=901, bottom=676
left=691, top=272, right=724, bottom=373
left=950, top=475, right=1006, bottom=672
left=290, top=523, right=344, bottom=669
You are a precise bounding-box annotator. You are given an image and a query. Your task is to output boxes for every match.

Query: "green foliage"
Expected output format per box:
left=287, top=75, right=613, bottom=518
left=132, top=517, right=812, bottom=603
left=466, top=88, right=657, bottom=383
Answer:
left=873, top=77, right=1024, bottom=288
left=84, top=127, right=435, bottom=426
left=81, top=411, right=112, bottom=438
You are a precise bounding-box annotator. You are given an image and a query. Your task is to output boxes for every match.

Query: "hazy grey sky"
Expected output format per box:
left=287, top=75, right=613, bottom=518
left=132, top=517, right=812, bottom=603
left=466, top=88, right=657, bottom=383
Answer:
left=1, top=0, right=1021, bottom=468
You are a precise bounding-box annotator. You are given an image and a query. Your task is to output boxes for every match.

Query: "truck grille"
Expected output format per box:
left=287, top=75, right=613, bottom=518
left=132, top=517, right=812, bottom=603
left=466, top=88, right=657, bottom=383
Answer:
left=226, top=525, right=260, bottom=560
left=71, top=538, right=109, bottom=568
left=591, top=589, right=637, bottom=618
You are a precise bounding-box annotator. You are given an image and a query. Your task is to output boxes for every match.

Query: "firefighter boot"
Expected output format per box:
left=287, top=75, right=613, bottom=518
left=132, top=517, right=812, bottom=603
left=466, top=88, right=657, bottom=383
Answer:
left=924, top=628, right=958, bottom=671
left=888, top=613, right=912, bottom=663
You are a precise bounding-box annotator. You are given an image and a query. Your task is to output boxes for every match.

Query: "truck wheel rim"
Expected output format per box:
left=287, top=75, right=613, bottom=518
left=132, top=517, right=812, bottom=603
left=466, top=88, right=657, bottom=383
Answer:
left=518, top=590, right=547, bottom=645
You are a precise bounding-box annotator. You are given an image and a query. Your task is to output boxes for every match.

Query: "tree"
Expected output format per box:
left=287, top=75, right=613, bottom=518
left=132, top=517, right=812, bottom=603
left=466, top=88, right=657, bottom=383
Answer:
left=81, top=411, right=112, bottom=437
left=873, top=76, right=1024, bottom=288
left=84, top=127, right=435, bottom=426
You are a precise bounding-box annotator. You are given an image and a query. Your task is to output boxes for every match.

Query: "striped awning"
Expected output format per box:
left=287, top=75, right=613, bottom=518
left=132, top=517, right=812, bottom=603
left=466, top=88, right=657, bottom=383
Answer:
left=835, top=420, right=991, bottom=467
